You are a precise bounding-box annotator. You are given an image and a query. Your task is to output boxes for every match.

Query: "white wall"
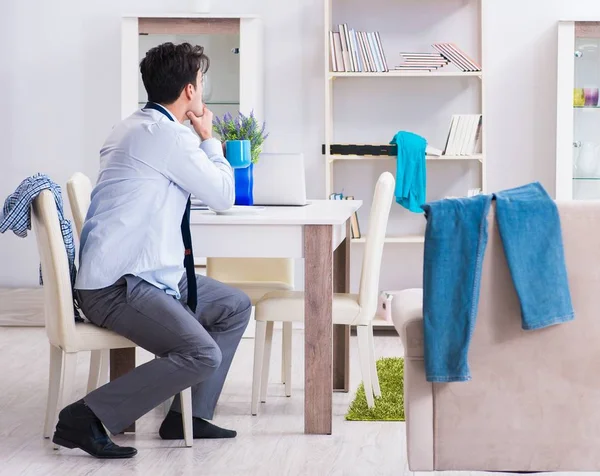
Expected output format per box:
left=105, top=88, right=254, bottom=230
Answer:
left=1, top=0, right=599, bottom=289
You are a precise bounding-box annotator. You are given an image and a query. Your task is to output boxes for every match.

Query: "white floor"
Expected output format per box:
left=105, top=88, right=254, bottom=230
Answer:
left=0, top=326, right=584, bottom=476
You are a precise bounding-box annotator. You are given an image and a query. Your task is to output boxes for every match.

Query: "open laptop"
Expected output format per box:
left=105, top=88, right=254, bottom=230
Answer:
left=253, top=153, right=308, bottom=206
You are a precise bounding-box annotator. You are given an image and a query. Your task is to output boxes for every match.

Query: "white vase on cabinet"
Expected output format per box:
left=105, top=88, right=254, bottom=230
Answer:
left=573, top=141, right=600, bottom=178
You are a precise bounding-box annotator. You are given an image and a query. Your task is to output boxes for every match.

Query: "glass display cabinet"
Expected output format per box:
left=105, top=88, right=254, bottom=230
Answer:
left=557, top=21, right=600, bottom=200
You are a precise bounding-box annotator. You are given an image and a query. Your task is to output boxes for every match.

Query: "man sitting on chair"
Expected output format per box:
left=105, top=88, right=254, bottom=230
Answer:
left=52, top=42, right=251, bottom=459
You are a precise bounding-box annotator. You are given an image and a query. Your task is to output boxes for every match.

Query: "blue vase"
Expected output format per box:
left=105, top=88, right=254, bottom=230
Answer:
left=234, top=163, right=254, bottom=206
left=225, top=140, right=252, bottom=168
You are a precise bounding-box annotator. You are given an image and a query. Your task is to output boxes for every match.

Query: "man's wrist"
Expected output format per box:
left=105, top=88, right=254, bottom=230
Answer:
left=200, top=137, right=224, bottom=158
left=200, top=132, right=212, bottom=141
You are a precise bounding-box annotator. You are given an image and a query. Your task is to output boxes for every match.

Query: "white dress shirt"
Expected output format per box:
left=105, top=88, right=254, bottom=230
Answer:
left=75, top=105, right=234, bottom=297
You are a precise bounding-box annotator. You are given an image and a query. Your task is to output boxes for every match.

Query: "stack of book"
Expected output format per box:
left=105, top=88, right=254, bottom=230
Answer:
left=329, top=24, right=389, bottom=73
left=443, top=114, right=482, bottom=156
left=394, top=52, right=449, bottom=72
left=432, top=43, right=481, bottom=72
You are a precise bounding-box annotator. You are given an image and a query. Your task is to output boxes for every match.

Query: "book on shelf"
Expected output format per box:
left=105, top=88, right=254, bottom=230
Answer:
left=329, top=24, right=388, bottom=73
left=432, top=43, right=481, bottom=72
left=386, top=46, right=480, bottom=73
left=442, top=114, right=482, bottom=156
left=394, top=52, right=450, bottom=71
left=329, top=192, right=361, bottom=238
left=330, top=38, right=480, bottom=74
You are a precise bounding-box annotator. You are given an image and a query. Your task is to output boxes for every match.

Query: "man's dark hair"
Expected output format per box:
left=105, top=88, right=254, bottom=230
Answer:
left=140, top=42, right=210, bottom=104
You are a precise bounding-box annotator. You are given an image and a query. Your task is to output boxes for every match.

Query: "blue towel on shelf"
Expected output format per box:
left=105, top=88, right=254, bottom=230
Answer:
left=390, top=131, right=427, bottom=213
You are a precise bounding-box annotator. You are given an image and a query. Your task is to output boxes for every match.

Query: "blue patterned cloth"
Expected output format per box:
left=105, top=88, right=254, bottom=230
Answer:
left=0, top=173, right=82, bottom=321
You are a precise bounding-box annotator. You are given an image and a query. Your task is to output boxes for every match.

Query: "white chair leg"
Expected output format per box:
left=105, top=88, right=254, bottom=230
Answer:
left=281, top=324, right=286, bottom=384
left=282, top=321, right=292, bottom=397
left=180, top=388, right=193, bottom=447
left=53, top=352, right=78, bottom=449
left=251, top=320, right=267, bottom=415
left=368, top=323, right=381, bottom=398
left=357, top=325, right=375, bottom=408
left=43, top=344, right=63, bottom=438
left=260, top=321, right=274, bottom=403
left=87, top=350, right=103, bottom=393
left=98, top=349, right=110, bottom=388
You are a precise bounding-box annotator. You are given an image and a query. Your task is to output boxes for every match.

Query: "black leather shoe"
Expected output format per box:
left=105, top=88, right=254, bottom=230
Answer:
left=52, top=399, right=137, bottom=459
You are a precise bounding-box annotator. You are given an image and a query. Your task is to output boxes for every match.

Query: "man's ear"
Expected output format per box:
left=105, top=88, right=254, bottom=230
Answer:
left=184, top=83, right=195, bottom=100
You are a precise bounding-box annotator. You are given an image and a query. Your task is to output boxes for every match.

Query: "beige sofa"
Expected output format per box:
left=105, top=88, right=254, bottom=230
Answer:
left=393, top=202, right=600, bottom=472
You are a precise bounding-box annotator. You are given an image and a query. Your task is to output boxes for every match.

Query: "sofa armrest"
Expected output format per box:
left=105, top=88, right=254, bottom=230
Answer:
left=404, top=316, right=433, bottom=471
left=404, top=318, right=424, bottom=359
left=404, top=357, right=434, bottom=471
left=390, top=288, right=424, bottom=358
left=388, top=289, right=432, bottom=470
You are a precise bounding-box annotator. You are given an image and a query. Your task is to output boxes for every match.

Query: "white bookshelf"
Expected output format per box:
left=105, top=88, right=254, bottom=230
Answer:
left=324, top=0, right=486, bottom=229
left=324, top=0, right=486, bottom=197
left=329, top=154, right=483, bottom=163
left=329, top=71, right=483, bottom=78
left=324, top=0, right=486, bottom=327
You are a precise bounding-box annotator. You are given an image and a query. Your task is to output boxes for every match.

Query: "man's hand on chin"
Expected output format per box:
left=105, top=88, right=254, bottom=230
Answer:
left=187, top=105, right=214, bottom=141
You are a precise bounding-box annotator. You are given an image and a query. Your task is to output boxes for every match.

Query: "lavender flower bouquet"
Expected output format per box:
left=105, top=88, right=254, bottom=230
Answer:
left=213, top=111, right=269, bottom=164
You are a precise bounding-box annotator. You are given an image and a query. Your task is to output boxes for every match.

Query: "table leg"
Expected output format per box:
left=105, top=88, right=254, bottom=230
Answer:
left=304, top=224, right=333, bottom=435
left=333, top=221, right=351, bottom=392
left=110, top=348, right=136, bottom=433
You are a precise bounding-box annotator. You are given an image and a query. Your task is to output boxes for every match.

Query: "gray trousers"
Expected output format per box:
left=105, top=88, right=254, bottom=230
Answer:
left=77, top=274, right=251, bottom=434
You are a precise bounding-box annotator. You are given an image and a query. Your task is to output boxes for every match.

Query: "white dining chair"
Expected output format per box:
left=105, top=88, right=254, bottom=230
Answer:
left=63, top=174, right=193, bottom=446
left=251, top=171, right=395, bottom=413
left=206, top=257, right=295, bottom=396
left=66, top=173, right=110, bottom=392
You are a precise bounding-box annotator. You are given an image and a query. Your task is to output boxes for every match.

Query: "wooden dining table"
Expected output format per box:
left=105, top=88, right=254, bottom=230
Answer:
left=110, top=199, right=362, bottom=435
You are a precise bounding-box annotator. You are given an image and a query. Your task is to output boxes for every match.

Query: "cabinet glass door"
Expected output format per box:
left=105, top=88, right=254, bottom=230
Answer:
left=573, top=23, right=600, bottom=198
left=138, top=33, right=240, bottom=120
left=556, top=21, right=600, bottom=200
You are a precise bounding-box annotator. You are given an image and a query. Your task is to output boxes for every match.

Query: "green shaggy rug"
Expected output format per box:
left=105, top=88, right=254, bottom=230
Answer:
left=345, top=357, right=405, bottom=421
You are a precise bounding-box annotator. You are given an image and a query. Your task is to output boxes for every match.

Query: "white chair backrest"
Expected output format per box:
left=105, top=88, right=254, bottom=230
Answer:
left=66, top=172, right=93, bottom=237
left=206, top=257, right=294, bottom=286
left=32, top=190, right=77, bottom=349
left=357, top=172, right=395, bottom=319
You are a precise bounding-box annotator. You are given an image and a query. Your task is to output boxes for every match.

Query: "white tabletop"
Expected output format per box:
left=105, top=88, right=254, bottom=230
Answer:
left=190, top=200, right=362, bottom=226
